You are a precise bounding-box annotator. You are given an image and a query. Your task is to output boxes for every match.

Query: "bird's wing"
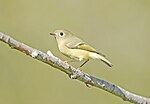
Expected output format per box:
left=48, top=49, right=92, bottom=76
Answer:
left=66, top=41, right=105, bottom=57
left=65, top=35, right=85, bottom=48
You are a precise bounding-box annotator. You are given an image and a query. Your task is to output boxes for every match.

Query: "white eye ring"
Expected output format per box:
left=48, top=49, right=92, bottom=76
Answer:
left=59, top=32, right=64, bottom=37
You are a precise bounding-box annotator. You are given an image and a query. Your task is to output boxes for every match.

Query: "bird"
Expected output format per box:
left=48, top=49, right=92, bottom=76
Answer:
left=49, top=30, right=113, bottom=68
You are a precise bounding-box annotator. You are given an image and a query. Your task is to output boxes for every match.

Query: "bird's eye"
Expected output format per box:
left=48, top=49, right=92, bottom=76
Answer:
left=59, top=32, right=64, bottom=36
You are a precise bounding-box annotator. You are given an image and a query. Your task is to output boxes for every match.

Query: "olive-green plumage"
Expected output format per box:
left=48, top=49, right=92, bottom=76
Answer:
left=50, top=30, right=113, bottom=67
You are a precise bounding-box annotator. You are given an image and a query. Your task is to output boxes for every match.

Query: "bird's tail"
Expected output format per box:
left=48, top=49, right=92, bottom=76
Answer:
left=89, top=52, right=113, bottom=67
left=100, top=57, right=113, bottom=67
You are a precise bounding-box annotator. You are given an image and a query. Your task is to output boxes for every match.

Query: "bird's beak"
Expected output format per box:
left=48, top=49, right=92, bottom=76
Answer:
left=49, top=32, right=56, bottom=36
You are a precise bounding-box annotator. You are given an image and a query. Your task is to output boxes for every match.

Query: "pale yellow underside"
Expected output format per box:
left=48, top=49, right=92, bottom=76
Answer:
left=59, top=44, right=99, bottom=61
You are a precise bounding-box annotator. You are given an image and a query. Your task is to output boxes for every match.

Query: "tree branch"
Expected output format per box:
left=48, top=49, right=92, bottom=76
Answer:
left=0, top=32, right=149, bottom=104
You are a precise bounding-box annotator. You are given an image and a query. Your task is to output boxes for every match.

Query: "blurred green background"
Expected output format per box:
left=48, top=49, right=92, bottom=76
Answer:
left=0, top=0, right=150, bottom=104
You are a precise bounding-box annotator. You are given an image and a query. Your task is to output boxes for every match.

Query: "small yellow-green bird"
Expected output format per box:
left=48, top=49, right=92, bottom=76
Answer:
left=50, top=30, right=113, bottom=68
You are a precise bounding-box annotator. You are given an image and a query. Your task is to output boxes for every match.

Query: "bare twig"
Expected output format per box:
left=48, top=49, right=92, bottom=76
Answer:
left=0, top=32, right=150, bottom=104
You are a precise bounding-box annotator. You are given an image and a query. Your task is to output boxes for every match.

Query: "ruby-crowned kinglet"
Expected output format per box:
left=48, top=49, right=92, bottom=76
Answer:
left=50, top=30, right=113, bottom=68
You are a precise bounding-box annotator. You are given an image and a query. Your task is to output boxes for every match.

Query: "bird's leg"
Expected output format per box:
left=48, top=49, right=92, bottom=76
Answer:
left=79, top=59, right=89, bottom=68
